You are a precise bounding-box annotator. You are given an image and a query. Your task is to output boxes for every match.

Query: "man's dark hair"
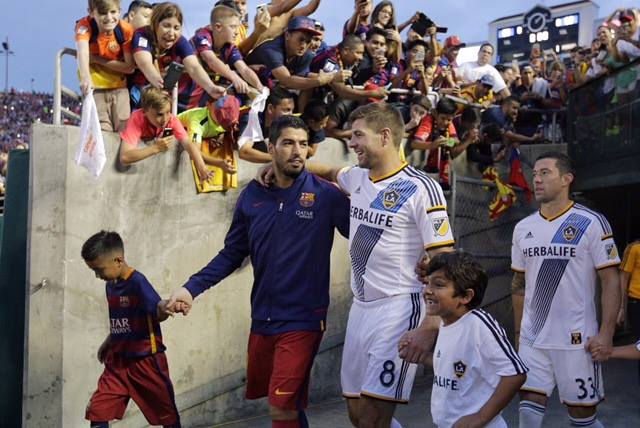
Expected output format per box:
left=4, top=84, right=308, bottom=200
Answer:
left=126, top=0, right=152, bottom=14
left=365, top=27, right=387, bottom=41
left=266, top=86, right=295, bottom=108
left=81, top=231, right=124, bottom=261
left=340, top=33, right=364, bottom=51
left=301, top=99, right=328, bottom=122
left=269, top=115, right=309, bottom=145
left=426, top=251, right=488, bottom=309
left=460, top=106, right=480, bottom=125
left=435, top=98, right=457, bottom=115
left=536, top=151, right=575, bottom=176
left=479, top=42, right=494, bottom=54
left=501, top=96, right=520, bottom=106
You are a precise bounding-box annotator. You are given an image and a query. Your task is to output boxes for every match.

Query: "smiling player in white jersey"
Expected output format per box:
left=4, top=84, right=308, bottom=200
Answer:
left=297, top=102, right=454, bottom=427
left=511, top=152, right=620, bottom=428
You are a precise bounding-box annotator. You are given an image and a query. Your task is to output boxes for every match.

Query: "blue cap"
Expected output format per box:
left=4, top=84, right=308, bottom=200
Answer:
left=479, top=74, right=495, bottom=88
left=287, top=16, right=323, bottom=36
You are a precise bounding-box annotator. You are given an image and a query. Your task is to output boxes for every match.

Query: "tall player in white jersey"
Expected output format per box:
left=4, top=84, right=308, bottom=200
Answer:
left=511, top=152, right=620, bottom=428
left=300, top=102, right=454, bottom=427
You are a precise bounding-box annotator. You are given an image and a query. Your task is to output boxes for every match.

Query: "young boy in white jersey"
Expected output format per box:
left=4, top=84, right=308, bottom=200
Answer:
left=414, top=251, right=527, bottom=428
left=511, top=152, right=620, bottom=428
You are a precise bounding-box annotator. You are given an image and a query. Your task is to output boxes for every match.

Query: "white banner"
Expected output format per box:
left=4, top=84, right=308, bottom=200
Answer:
left=75, top=91, right=106, bottom=178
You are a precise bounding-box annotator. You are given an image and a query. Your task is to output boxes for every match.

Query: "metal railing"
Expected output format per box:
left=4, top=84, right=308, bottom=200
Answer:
left=53, top=48, right=81, bottom=125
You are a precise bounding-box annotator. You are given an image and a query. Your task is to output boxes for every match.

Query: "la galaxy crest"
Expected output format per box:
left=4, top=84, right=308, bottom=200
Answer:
left=605, top=243, right=618, bottom=260
left=433, top=217, right=450, bottom=237
left=562, top=225, right=577, bottom=242
left=383, top=189, right=400, bottom=209
left=299, top=192, right=316, bottom=208
left=453, top=360, right=467, bottom=378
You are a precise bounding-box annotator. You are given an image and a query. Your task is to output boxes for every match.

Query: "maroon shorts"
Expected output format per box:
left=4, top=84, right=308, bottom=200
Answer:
left=85, top=352, right=179, bottom=426
left=246, top=330, right=324, bottom=410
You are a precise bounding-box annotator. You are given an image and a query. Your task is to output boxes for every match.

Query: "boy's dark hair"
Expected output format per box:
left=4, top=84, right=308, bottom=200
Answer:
left=266, top=86, right=295, bottom=109
left=81, top=231, right=124, bottom=261
left=536, top=151, right=575, bottom=176
left=269, top=115, right=309, bottom=145
left=426, top=251, right=488, bottom=309
left=435, top=98, right=457, bottom=115
left=126, top=0, right=152, bottom=14
left=365, top=27, right=387, bottom=41
left=301, top=99, right=328, bottom=122
left=340, top=34, right=364, bottom=51
left=460, top=106, right=480, bottom=125
left=501, top=96, right=520, bottom=107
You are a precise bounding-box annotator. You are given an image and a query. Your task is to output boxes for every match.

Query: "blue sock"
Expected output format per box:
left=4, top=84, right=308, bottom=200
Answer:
left=298, top=410, right=309, bottom=428
left=89, top=422, right=109, bottom=428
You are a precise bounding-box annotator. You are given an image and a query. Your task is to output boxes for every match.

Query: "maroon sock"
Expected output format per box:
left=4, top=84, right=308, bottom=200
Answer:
left=272, top=419, right=299, bottom=428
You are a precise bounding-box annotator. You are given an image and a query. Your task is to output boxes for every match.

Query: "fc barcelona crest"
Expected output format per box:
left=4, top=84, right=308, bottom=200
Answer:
left=383, top=190, right=400, bottom=209
left=453, top=360, right=467, bottom=378
left=119, top=296, right=130, bottom=307
left=299, top=192, right=316, bottom=208
left=563, top=225, right=577, bottom=242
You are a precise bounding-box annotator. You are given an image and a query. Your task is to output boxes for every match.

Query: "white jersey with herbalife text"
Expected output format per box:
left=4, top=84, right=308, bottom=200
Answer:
left=511, top=202, right=620, bottom=349
left=337, top=164, right=454, bottom=301
left=431, top=309, right=528, bottom=428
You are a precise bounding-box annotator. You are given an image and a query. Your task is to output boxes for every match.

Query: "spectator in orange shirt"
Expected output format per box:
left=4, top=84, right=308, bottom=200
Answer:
left=75, top=0, right=136, bottom=132
left=119, top=87, right=212, bottom=181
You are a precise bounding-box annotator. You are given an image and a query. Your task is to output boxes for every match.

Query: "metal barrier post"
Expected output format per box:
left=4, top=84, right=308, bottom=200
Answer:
left=53, top=48, right=81, bottom=126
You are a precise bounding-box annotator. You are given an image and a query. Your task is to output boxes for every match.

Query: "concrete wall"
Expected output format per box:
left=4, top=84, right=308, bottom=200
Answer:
left=25, top=123, right=355, bottom=427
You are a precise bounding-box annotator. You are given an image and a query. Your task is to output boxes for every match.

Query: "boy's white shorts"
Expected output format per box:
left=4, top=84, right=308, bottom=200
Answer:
left=341, top=292, right=425, bottom=403
left=519, top=341, right=604, bottom=406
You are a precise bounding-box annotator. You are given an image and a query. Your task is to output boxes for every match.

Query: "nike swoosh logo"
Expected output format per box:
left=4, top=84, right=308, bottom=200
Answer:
left=274, top=388, right=295, bottom=396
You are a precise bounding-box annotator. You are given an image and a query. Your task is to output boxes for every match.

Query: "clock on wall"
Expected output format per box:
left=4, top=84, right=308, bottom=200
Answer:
left=523, top=6, right=552, bottom=33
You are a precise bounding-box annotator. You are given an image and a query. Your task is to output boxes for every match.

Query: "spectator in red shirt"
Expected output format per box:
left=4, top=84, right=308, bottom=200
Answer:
left=119, top=87, right=212, bottom=180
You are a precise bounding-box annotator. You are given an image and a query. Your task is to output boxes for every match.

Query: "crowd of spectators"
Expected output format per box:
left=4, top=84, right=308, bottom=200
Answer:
left=1, top=1, right=639, bottom=202
left=0, top=90, right=80, bottom=203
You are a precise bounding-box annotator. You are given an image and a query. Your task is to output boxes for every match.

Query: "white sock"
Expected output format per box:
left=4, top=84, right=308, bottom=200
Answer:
left=569, top=414, right=604, bottom=427
left=519, top=400, right=545, bottom=428
left=390, top=417, right=403, bottom=428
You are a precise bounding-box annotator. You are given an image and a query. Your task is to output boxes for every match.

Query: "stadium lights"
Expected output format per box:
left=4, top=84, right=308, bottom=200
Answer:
left=0, top=37, right=15, bottom=94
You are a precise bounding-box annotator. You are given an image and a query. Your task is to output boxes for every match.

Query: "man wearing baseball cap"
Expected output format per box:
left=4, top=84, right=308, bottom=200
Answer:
left=458, top=74, right=495, bottom=111
left=434, top=36, right=466, bottom=96
left=246, top=16, right=349, bottom=91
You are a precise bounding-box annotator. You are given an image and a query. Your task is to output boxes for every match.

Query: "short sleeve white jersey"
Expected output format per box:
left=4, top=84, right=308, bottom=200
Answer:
left=337, top=164, right=454, bottom=301
left=511, top=202, right=621, bottom=349
left=431, top=309, right=528, bottom=428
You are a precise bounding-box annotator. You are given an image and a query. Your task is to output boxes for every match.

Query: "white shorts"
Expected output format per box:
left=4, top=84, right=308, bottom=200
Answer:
left=519, top=342, right=604, bottom=406
left=341, top=292, right=425, bottom=403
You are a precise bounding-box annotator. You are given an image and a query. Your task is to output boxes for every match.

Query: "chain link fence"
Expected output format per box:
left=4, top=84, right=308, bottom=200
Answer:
left=450, top=175, right=536, bottom=338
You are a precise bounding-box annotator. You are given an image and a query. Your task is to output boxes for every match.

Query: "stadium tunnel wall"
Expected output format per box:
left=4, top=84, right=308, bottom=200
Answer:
left=25, top=123, right=355, bottom=427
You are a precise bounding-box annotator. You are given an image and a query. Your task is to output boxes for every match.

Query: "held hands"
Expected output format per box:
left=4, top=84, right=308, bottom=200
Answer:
left=158, top=287, right=195, bottom=317
left=586, top=332, right=613, bottom=362
left=398, top=326, right=437, bottom=364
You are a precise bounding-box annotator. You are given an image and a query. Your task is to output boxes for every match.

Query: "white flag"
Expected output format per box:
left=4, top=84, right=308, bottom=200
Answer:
left=75, top=91, right=107, bottom=178
left=237, top=87, right=270, bottom=149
